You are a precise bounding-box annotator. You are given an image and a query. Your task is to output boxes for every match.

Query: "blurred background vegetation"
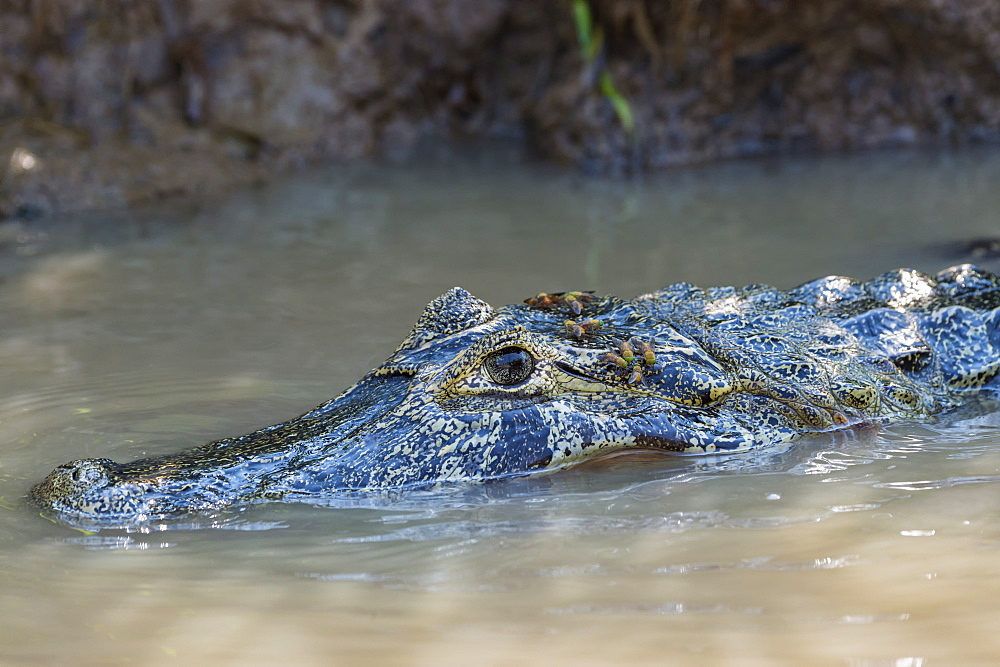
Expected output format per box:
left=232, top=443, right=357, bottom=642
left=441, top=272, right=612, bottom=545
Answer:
left=2, top=0, right=1000, bottom=218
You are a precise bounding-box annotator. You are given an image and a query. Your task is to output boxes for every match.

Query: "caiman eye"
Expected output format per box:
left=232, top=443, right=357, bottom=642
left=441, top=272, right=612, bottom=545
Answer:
left=483, top=346, right=535, bottom=385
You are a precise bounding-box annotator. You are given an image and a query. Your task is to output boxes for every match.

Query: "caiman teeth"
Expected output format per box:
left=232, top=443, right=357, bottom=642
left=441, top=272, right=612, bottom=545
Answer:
left=553, top=361, right=602, bottom=382
left=552, top=361, right=627, bottom=393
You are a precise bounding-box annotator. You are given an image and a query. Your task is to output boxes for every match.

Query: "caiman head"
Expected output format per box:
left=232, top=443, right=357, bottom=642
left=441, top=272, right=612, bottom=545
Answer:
left=31, top=284, right=938, bottom=526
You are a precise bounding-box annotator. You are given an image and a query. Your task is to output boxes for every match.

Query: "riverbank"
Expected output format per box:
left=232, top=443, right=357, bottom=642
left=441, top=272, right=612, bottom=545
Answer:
left=3, top=0, right=1000, bottom=218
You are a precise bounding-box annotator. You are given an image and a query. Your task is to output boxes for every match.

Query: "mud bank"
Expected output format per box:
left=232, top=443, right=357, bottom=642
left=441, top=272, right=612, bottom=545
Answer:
left=2, top=0, right=1000, bottom=217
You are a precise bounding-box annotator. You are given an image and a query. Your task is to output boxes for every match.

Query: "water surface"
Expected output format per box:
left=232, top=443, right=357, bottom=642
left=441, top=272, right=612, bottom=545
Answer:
left=1, top=145, right=999, bottom=664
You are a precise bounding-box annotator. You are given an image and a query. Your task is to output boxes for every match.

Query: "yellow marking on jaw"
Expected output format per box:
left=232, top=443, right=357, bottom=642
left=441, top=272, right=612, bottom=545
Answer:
left=557, top=376, right=615, bottom=393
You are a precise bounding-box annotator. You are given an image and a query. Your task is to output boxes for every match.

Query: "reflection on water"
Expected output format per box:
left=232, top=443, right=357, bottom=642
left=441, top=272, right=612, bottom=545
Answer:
left=1, top=145, right=999, bottom=663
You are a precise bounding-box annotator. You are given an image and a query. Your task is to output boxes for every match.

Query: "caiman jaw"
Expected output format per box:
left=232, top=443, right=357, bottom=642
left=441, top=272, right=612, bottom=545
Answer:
left=31, top=371, right=419, bottom=525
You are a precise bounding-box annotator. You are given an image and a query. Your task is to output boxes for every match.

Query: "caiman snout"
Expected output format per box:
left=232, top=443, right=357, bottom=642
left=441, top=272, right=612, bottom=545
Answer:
left=29, top=458, right=123, bottom=519
left=43, top=458, right=114, bottom=495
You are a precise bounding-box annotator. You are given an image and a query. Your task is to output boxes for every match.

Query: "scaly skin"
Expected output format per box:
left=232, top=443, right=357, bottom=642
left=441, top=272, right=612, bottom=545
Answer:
left=30, top=264, right=1000, bottom=527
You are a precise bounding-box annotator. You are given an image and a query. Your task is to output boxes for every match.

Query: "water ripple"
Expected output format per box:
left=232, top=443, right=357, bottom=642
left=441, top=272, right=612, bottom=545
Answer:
left=875, top=475, right=1000, bottom=491
left=653, top=554, right=863, bottom=575
left=332, top=511, right=728, bottom=544
left=545, top=603, right=764, bottom=616
left=0, top=370, right=266, bottom=416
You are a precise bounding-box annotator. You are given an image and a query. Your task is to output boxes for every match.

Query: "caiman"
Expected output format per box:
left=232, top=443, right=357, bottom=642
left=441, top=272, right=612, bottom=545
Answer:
left=30, top=264, right=1000, bottom=526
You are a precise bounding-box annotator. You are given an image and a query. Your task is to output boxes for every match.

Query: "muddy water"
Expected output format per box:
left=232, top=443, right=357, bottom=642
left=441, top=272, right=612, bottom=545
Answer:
left=1, top=146, right=999, bottom=664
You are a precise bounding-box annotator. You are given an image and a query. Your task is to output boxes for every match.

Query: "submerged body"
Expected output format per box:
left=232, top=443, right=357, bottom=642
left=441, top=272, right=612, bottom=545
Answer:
left=31, top=265, right=1000, bottom=527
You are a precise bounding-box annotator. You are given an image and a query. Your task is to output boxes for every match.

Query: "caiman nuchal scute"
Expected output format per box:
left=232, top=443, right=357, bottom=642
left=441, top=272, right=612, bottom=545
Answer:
left=31, top=264, right=1000, bottom=526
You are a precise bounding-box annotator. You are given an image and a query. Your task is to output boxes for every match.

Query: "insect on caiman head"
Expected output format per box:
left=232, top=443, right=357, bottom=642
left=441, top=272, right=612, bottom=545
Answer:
left=31, top=283, right=920, bottom=526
